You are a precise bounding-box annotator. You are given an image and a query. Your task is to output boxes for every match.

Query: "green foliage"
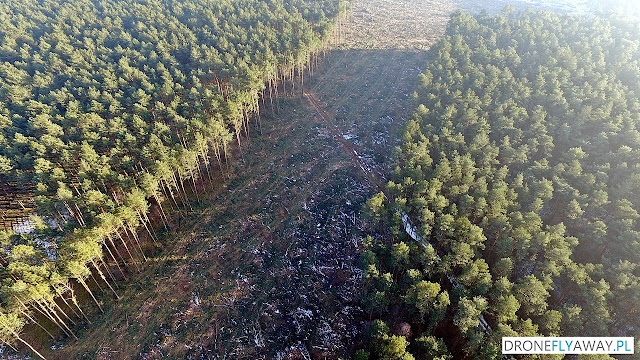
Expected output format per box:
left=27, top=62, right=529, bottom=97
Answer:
left=366, top=192, right=387, bottom=224
left=390, top=241, right=410, bottom=270
left=407, top=5, right=640, bottom=338
left=354, top=349, right=371, bottom=360
left=0, top=0, right=340, bottom=353
left=413, top=336, right=452, bottom=360
left=362, top=7, right=640, bottom=359
left=403, top=279, right=450, bottom=330
left=378, top=335, right=415, bottom=360
left=454, top=296, right=488, bottom=334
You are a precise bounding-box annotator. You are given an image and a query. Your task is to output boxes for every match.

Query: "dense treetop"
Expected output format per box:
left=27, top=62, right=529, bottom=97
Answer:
left=0, top=0, right=341, bottom=356
left=361, top=8, right=640, bottom=360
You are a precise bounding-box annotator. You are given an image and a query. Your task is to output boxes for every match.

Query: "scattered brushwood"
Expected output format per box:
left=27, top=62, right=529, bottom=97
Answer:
left=341, top=0, right=455, bottom=50
left=0, top=0, right=346, bottom=357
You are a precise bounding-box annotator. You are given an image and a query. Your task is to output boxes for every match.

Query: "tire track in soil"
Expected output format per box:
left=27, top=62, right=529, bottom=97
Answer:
left=303, top=50, right=426, bottom=197
left=24, top=1, right=461, bottom=359
left=305, top=57, right=510, bottom=360
left=304, top=89, right=386, bottom=195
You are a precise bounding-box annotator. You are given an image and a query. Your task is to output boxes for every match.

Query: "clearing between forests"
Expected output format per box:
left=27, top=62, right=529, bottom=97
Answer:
left=41, top=0, right=455, bottom=358
left=51, top=49, right=426, bottom=360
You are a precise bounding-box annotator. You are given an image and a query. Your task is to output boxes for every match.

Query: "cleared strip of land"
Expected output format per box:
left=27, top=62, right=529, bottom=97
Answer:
left=44, top=1, right=456, bottom=358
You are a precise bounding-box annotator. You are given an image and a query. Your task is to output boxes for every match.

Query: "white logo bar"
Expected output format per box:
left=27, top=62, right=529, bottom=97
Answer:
left=502, top=337, right=635, bottom=354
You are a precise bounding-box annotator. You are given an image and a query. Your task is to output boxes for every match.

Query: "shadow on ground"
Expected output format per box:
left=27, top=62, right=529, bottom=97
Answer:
left=40, top=49, right=428, bottom=360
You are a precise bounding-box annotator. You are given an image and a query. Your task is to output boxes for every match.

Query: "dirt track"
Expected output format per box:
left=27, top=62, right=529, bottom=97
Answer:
left=41, top=1, right=457, bottom=359
left=304, top=89, right=385, bottom=193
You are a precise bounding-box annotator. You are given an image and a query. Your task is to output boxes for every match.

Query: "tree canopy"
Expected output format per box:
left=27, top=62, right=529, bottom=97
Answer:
left=0, top=0, right=342, bottom=356
left=359, top=8, right=640, bottom=360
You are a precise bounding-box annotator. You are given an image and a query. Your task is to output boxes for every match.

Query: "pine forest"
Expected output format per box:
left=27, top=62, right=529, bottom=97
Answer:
left=0, top=0, right=639, bottom=359
left=0, top=0, right=342, bottom=357
left=361, top=8, right=640, bottom=360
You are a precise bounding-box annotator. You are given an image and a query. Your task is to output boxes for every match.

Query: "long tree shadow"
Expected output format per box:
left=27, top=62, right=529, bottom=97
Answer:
left=39, top=48, right=431, bottom=360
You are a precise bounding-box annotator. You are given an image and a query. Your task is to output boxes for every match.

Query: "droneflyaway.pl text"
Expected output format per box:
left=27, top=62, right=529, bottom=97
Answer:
left=502, top=337, right=635, bottom=354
